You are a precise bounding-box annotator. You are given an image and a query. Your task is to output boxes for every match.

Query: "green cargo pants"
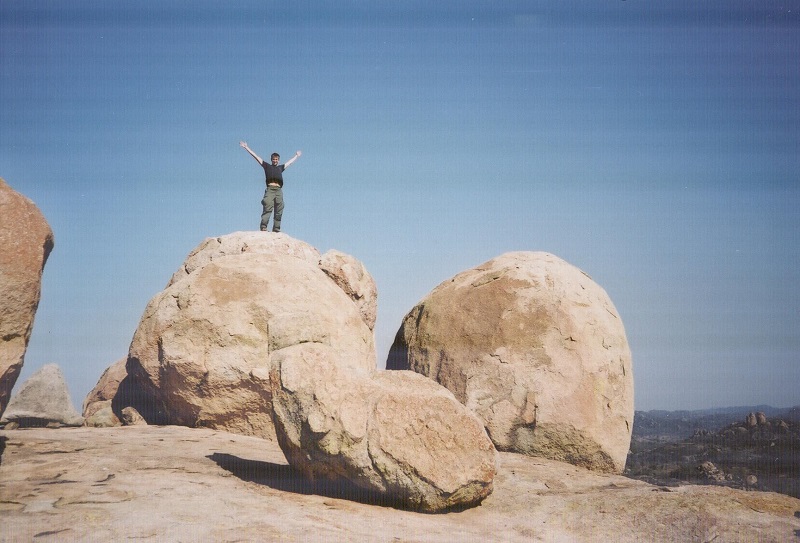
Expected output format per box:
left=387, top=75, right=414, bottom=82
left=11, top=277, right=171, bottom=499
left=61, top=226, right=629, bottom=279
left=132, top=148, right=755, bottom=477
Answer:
left=261, top=186, right=284, bottom=232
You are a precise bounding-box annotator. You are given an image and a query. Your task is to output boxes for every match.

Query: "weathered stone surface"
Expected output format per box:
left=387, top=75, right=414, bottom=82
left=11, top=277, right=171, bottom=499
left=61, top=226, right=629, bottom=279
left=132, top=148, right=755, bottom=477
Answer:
left=0, top=178, right=54, bottom=418
left=0, top=364, right=83, bottom=427
left=319, top=249, right=378, bottom=331
left=120, top=233, right=375, bottom=440
left=1, top=426, right=798, bottom=542
left=167, top=234, right=378, bottom=330
left=167, top=231, right=321, bottom=287
left=269, top=343, right=496, bottom=512
left=388, top=252, right=634, bottom=473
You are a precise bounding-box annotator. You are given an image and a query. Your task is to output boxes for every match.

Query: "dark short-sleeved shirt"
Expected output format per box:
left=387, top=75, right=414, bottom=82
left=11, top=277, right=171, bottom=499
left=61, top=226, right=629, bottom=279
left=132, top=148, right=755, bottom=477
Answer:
left=262, top=162, right=286, bottom=187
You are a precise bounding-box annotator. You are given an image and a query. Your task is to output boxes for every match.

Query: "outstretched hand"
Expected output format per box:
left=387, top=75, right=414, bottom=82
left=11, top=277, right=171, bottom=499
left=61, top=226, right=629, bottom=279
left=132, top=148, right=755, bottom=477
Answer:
left=295, top=150, right=302, bottom=157
left=239, top=141, right=248, bottom=149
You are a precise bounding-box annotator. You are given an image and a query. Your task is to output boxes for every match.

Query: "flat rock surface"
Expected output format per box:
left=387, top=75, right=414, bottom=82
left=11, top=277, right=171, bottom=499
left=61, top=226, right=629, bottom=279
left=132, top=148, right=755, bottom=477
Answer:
left=1, top=426, right=799, bottom=542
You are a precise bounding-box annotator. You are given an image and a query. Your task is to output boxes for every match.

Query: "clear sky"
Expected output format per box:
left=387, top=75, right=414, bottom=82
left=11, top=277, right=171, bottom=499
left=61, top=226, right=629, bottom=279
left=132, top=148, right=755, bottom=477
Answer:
left=2, top=1, right=798, bottom=412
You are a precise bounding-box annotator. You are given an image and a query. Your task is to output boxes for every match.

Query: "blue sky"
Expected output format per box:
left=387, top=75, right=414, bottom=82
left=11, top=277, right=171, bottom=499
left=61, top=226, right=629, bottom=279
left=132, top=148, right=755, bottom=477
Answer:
left=2, top=1, right=798, bottom=412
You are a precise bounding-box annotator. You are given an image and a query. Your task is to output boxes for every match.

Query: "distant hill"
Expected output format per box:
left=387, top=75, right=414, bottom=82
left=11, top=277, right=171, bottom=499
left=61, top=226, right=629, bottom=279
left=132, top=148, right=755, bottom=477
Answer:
left=627, top=405, right=800, bottom=499
left=632, top=405, right=800, bottom=440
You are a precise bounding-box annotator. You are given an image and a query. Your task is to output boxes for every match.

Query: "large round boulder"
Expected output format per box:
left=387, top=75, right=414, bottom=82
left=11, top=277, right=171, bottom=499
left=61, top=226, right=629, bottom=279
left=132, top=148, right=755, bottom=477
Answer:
left=387, top=252, right=634, bottom=473
left=121, top=232, right=376, bottom=440
left=0, top=178, right=54, bottom=418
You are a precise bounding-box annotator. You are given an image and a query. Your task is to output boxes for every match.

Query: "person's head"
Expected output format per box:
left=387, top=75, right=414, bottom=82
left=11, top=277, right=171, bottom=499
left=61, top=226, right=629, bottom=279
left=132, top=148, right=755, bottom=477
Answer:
left=271, top=153, right=280, bottom=165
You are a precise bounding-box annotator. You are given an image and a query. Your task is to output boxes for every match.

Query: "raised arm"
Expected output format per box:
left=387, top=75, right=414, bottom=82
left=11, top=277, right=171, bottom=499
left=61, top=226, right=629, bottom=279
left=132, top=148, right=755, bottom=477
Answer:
left=239, top=141, right=264, bottom=165
left=284, top=150, right=302, bottom=169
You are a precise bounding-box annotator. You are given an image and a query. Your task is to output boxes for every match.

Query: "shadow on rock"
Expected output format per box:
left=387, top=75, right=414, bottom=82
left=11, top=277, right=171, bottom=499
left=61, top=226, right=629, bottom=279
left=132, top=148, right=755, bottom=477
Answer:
left=209, top=452, right=472, bottom=513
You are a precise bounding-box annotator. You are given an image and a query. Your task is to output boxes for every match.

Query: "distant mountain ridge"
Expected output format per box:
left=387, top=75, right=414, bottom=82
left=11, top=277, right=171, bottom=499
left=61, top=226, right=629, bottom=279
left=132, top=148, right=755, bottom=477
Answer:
left=628, top=404, right=800, bottom=499
left=633, top=405, right=800, bottom=440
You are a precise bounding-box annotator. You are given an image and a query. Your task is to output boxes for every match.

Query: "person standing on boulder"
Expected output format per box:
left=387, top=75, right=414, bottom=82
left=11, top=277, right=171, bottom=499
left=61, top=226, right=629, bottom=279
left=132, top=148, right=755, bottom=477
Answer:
left=240, top=141, right=302, bottom=233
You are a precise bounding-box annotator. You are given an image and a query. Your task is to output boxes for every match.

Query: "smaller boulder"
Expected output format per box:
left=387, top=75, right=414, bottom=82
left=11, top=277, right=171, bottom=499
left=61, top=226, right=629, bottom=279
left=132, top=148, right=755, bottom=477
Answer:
left=84, top=402, right=120, bottom=427
left=0, top=364, right=83, bottom=427
left=269, top=343, right=497, bottom=513
left=82, top=358, right=127, bottom=425
left=121, top=407, right=147, bottom=426
left=698, top=461, right=727, bottom=483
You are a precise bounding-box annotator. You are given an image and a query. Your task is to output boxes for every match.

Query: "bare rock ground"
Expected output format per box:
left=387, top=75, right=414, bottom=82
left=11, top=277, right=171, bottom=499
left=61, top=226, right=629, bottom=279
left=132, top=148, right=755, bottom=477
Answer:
left=1, top=426, right=799, bottom=542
